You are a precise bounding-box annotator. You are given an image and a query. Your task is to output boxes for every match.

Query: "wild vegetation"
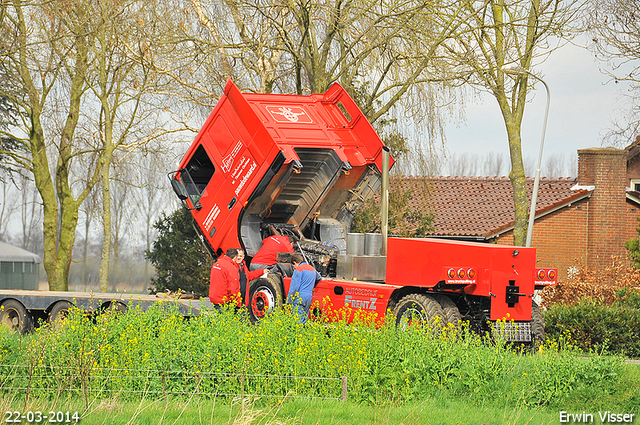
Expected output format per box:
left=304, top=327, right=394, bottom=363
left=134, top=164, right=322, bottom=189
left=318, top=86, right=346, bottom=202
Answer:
left=0, top=302, right=637, bottom=415
left=541, top=259, right=640, bottom=357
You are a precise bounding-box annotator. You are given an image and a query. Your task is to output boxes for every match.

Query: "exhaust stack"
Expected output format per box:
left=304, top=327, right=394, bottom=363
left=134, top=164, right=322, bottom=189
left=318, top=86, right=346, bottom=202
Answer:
left=381, top=146, right=390, bottom=255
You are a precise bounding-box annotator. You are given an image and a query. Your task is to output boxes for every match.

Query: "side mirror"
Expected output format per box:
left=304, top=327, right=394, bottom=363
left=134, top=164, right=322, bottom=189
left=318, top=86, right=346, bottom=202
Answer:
left=170, top=176, right=189, bottom=201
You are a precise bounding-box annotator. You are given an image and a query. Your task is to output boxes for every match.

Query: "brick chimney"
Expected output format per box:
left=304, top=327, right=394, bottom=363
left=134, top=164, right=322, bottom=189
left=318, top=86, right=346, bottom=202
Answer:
left=577, top=148, right=627, bottom=269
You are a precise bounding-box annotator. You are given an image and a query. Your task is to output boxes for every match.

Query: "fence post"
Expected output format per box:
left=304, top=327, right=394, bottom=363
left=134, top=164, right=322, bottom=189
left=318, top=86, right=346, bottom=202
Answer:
left=341, top=376, right=348, bottom=402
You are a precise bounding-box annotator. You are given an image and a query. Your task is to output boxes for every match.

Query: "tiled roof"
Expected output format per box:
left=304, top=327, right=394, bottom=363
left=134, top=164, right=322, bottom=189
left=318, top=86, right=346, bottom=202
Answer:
left=387, top=176, right=592, bottom=239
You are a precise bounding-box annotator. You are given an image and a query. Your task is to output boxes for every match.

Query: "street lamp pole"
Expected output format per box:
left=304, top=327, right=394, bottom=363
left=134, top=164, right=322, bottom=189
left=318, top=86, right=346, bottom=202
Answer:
left=501, top=64, right=551, bottom=248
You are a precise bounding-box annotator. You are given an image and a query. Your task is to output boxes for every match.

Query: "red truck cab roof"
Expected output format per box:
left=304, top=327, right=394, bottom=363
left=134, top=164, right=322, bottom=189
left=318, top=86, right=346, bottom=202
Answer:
left=173, top=80, right=392, bottom=256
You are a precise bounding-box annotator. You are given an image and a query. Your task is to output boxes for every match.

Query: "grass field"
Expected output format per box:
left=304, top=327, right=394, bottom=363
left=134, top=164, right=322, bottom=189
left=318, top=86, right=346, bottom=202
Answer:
left=2, top=396, right=566, bottom=424
left=1, top=304, right=639, bottom=424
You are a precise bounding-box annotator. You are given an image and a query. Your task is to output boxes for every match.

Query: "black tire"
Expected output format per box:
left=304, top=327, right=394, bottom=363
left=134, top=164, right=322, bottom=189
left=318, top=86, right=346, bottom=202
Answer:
left=0, top=299, right=33, bottom=334
left=99, top=301, right=127, bottom=316
left=393, top=294, right=445, bottom=329
left=48, top=301, right=73, bottom=329
left=434, top=295, right=462, bottom=328
left=248, top=275, right=283, bottom=323
left=531, top=300, right=544, bottom=345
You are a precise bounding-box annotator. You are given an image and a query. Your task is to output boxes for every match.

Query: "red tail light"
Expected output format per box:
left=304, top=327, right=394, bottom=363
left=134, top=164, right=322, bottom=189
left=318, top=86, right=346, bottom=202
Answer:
left=448, top=268, right=456, bottom=279
left=537, top=269, right=547, bottom=280
left=467, top=268, right=476, bottom=279
left=457, top=268, right=466, bottom=279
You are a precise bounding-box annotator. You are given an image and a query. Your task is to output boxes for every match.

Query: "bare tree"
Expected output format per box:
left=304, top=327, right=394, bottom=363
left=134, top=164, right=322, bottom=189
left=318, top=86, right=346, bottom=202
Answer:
left=79, top=185, right=100, bottom=287
left=567, top=151, right=578, bottom=177
left=483, top=152, right=506, bottom=176
left=523, top=155, right=536, bottom=178
left=0, top=0, right=187, bottom=291
left=443, top=0, right=581, bottom=245
left=584, top=0, right=640, bottom=147
left=0, top=1, right=101, bottom=290
left=145, top=0, right=477, bottom=145
left=587, top=0, right=640, bottom=88
left=0, top=179, right=17, bottom=242
left=134, top=150, right=177, bottom=271
left=85, top=0, right=173, bottom=292
left=15, top=173, right=43, bottom=253
left=541, top=152, right=565, bottom=177
left=445, top=152, right=480, bottom=176
left=108, top=161, right=137, bottom=288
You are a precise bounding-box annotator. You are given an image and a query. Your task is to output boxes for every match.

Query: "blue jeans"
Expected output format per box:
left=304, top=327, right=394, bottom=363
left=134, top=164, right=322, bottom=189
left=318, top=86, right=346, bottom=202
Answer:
left=295, top=303, right=310, bottom=324
left=286, top=297, right=311, bottom=324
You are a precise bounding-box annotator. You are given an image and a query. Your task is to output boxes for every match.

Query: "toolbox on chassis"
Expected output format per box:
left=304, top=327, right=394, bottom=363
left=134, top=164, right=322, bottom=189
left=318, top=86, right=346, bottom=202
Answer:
left=171, top=79, right=557, bottom=343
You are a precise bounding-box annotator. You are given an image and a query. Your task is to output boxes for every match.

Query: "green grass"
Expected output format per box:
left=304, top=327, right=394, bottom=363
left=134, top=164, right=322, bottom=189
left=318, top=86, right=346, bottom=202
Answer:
left=2, top=396, right=563, bottom=425
left=1, top=303, right=639, bottom=418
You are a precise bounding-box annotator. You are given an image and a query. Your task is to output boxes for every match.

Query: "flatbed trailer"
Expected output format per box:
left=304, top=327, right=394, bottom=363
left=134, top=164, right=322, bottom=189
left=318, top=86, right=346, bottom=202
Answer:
left=0, top=290, right=211, bottom=333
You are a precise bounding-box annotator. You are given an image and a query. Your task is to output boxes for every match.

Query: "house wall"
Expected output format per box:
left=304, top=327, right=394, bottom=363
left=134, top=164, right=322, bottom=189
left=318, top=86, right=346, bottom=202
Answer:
left=578, top=148, right=629, bottom=271
left=626, top=204, right=640, bottom=251
left=496, top=147, right=640, bottom=281
left=496, top=199, right=589, bottom=281
left=627, top=158, right=640, bottom=187
left=626, top=135, right=640, bottom=187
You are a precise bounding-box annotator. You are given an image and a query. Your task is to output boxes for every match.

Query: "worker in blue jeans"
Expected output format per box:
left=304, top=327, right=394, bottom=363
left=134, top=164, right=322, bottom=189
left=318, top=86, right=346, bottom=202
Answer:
left=286, top=253, right=322, bottom=324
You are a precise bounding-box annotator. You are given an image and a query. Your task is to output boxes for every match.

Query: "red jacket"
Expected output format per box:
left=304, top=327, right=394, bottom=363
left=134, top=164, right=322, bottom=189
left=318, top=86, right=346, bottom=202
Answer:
left=209, top=255, right=263, bottom=305
left=251, top=235, right=294, bottom=265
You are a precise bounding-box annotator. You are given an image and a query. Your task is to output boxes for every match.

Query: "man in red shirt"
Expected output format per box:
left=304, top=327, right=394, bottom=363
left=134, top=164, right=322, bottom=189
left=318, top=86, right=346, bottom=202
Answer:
left=250, top=235, right=294, bottom=271
left=210, top=248, right=266, bottom=307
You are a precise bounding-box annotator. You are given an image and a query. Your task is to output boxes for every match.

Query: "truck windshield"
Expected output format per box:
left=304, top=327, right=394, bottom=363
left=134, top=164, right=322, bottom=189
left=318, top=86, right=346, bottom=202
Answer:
left=182, top=145, right=215, bottom=206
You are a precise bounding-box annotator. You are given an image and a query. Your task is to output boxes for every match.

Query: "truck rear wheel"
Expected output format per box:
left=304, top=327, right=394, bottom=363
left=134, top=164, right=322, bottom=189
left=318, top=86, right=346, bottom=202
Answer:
left=434, top=295, right=462, bottom=328
left=531, top=301, right=544, bottom=345
left=393, top=294, right=445, bottom=329
left=0, top=299, right=33, bottom=334
left=248, top=275, right=283, bottom=323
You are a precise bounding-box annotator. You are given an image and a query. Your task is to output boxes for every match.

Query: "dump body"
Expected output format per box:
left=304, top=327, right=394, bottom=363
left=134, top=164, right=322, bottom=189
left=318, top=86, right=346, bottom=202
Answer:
left=172, top=80, right=557, bottom=340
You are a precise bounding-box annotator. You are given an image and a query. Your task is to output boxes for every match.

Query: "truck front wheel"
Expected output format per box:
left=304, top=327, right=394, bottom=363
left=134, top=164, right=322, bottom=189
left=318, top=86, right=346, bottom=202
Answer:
left=393, top=294, right=445, bottom=330
left=0, top=299, right=33, bottom=334
left=248, top=275, right=283, bottom=323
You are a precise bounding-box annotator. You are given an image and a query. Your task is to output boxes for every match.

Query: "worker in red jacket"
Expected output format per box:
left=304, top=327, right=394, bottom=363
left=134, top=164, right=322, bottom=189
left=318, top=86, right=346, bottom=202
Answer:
left=250, top=235, right=294, bottom=271
left=210, top=248, right=267, bottom=307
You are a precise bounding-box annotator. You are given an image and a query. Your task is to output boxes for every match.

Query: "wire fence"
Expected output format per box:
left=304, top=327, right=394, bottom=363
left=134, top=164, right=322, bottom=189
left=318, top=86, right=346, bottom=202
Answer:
left=0, top=364, right=348, bottom=402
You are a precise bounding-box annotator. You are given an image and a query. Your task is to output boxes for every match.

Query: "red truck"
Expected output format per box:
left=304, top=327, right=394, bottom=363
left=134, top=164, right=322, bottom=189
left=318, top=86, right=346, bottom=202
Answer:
left=170, top=80, right=557, bottom=343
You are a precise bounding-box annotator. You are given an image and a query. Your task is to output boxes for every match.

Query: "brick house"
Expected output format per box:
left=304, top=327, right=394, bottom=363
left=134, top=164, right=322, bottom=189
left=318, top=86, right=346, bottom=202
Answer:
left=391, top=137, right=640, bottom=281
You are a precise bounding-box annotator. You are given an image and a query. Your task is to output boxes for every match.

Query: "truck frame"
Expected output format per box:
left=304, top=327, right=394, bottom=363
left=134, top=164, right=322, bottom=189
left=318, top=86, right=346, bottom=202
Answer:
left=170, top=80, right=557, bottom=343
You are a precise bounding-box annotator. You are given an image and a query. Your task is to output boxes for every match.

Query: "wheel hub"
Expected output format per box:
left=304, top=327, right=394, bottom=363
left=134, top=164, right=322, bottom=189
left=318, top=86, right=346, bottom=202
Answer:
left=251, top=287, right=275, bottom=318
left=401, top=307, right=427, bottom=327
left=2, top=311, right=19, bottom=330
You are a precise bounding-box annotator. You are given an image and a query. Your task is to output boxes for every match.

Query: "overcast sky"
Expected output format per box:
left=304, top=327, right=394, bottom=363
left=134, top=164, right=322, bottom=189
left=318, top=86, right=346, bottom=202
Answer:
left=441, top=37, right=634, bottom=171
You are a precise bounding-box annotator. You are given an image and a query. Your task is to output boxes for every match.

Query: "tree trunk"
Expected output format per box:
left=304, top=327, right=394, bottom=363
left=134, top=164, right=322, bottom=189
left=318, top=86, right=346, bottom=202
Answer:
left=98, top=157, right=113, bottom=293
left=506, top=126, right=528, bottom=246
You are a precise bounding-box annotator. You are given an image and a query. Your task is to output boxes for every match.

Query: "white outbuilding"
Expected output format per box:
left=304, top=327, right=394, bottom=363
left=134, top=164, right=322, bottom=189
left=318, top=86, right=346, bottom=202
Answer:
left=0, top=241, right=40, bottom=290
